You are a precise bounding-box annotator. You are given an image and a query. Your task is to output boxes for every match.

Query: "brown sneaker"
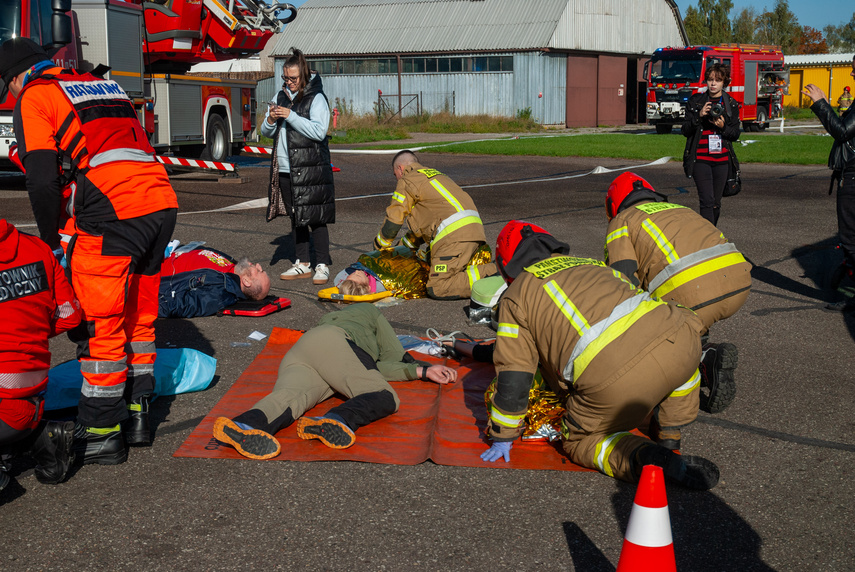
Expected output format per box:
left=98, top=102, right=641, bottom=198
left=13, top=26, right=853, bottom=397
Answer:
left=296, top=416, right=355, bottom=449
left=212, top=417, right=281, bottom=460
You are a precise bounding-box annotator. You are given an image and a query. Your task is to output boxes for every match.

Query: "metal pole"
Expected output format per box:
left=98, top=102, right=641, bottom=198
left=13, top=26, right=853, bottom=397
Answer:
left=397, top=54, right=403, bottom=116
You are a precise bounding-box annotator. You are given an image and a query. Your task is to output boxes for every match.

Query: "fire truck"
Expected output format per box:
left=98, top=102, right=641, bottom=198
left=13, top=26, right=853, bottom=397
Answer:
left=644, top=44, right=788, bottom=134
left=0, top=0, right=296, bottom=166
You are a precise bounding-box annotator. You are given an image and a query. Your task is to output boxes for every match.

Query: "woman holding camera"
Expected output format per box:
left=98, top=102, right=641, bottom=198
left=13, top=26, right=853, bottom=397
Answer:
left=682, top=63, right=741, bottom=225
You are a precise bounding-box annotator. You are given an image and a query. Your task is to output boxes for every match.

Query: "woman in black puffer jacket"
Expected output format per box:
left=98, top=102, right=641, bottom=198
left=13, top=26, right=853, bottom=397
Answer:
left=803, top=56, right=855, bottom=312
left=682, top=63, right=741, bottom=226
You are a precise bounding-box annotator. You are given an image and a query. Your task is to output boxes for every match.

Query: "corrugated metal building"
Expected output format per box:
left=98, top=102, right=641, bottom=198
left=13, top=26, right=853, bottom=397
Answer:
left=268, top=0, right=687, bottom=126
left=784, top=53, right=855, bottom=108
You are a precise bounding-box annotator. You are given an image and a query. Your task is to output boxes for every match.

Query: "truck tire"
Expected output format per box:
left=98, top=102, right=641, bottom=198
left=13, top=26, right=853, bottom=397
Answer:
left=756, top=107, right=768, bottom=131
left=655, top=123, right=672, bottom=134
left=201, top=114, right=229, bottom=162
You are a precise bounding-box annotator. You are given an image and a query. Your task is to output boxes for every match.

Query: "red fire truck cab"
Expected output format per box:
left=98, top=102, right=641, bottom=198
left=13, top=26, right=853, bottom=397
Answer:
left=644, top=44, right=788, bottom=134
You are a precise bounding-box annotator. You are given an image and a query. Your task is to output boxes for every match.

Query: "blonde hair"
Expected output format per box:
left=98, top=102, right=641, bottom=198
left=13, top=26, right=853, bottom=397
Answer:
left=339, top=278, right=370, bottom=297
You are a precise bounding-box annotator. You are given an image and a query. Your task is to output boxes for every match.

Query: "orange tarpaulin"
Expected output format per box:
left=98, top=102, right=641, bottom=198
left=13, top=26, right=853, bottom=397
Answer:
left=174, top=327, right=593, bottom=471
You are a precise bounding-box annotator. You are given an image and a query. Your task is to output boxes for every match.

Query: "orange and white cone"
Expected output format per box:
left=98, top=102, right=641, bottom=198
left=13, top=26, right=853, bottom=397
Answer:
left=616, top=464, right=677, bottom=572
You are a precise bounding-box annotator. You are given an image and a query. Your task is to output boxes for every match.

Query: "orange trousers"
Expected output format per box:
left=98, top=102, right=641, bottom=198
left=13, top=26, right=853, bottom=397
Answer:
left=67, top=209, right=176, bottom=428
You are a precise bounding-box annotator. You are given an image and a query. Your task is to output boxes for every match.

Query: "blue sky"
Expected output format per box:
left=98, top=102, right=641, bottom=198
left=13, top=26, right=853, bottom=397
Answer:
left=285, top=1, right=850, bottom=34
left=686, top=1, right=849, bottom=32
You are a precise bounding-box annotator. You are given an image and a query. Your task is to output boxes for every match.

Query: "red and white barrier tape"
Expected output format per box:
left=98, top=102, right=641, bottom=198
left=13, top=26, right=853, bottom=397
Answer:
left=243, top=145, right=272, bottom=155
left=156, top=155, right=236, bottom=172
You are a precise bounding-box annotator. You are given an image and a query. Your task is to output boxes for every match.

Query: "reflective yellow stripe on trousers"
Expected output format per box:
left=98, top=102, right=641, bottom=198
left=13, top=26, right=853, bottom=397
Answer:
left=594, top=431, right=633, bottom=477
left=669, top=369, right=701, bottom=397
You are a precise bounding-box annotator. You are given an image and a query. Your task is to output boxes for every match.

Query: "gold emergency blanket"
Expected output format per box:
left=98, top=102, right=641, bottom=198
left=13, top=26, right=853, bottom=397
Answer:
left=484, top=370, right=565, bottom=442
left=469, top=243, right=493, bottom=266
left=358, top=246, right=430, bottom=299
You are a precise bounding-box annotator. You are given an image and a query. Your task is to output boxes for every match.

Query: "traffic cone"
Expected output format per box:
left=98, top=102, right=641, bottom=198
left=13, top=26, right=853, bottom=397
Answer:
left=616, top=464, right=676, bottom=572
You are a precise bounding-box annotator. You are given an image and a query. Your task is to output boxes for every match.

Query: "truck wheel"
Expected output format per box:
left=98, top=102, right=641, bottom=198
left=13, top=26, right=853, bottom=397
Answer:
left=756, top=107, right=768, bottom=131
left=201, top=114, right=229, bottom=162
left=655, top=123, right=672, bottom=134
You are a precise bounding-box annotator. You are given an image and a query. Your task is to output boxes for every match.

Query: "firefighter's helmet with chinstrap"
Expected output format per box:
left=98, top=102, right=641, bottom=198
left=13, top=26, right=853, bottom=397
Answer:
left=605, top=172, right=657, bottom=220
left=495, top=220, right=552, bottom=282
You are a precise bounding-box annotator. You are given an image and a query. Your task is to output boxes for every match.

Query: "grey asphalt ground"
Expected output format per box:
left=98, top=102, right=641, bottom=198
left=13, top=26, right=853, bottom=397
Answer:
left=0, top=131, right=853, bottom=571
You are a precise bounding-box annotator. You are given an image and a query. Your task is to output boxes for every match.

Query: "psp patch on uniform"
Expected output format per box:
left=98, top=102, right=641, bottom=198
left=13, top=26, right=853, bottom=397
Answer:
left=0, top=260, right=48, bottom=302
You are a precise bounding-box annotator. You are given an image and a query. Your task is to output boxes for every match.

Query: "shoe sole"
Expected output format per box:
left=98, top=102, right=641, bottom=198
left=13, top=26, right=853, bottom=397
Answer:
left=679, top=455, right=721, bottom=490
left=701, top=343, right=738, bottom=414
left=212, top=417, right=281, bottom=460
left=280, top=271, right=312, bottom=281
left=296, top=417, right=355, bottom=449
left=312, top=277, right=329, bottom=285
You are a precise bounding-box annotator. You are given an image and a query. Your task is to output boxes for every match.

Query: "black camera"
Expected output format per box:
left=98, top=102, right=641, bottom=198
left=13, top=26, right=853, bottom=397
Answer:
left=708, top=103, right=724, bottom=119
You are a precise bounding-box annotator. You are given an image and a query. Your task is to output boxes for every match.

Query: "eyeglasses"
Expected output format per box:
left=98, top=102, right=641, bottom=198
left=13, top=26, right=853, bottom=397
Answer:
left=282, top=75, right=301, bottom=84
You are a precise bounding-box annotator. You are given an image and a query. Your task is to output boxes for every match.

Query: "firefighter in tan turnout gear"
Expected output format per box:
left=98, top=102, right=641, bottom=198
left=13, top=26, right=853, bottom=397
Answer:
left=603, top=173, right=751, bottom=429
left=373, top=151, right=497, bottom=299
left=479, top=220, right=720, bottom=490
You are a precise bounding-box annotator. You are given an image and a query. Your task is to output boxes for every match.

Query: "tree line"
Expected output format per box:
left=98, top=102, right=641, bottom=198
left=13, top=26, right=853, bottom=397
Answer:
left=683, top=0, right=855, bottom=54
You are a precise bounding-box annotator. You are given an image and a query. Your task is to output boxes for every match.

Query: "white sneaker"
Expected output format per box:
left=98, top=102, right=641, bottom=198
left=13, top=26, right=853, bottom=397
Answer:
left=280, top=260, right=312, bottom=280
left=313, top=263, right=330, bottom=285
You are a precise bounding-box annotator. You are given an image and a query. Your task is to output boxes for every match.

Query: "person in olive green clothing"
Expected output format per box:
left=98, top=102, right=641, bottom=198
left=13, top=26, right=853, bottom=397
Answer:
left=213, top=303, right=457, bottom=458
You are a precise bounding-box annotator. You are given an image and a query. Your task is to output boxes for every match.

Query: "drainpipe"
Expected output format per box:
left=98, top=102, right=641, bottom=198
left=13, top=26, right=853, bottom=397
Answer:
left=397, top=54, right=403, bottom=115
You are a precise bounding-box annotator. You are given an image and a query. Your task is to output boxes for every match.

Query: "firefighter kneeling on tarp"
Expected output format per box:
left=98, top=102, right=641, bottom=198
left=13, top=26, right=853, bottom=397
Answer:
left=0, top=219, right=82, bottom=491
left=479, top=220, right=720, bottom=490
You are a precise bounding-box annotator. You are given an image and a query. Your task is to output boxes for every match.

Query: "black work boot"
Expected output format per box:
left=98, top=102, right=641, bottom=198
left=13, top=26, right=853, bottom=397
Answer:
left=29, top=421, right=76, bottom=484
left=648, top=417, right=682, bottom=451
left=73, top=423, right=128, bottom=466
left=0, top=461, right=11, bottom=493
left=699, top=342, right=738, bottom=414
left=634, top=444, right=720, bottom=491
left=126, top=395, right=152, bottom=446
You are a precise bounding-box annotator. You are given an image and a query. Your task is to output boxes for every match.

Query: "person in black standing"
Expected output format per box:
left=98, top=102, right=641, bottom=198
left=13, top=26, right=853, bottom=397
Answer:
left=682, top=63, right=741, bottom=226
left=262, top=47, right=335, bottom=286
left=803, top=56, right=855, bottom=312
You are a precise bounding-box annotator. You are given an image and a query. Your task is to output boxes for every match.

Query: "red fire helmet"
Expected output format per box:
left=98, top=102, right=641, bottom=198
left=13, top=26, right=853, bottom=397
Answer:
left=605, top=172, right=657, bottom=220
left=495, top=220, right=551, bottom=278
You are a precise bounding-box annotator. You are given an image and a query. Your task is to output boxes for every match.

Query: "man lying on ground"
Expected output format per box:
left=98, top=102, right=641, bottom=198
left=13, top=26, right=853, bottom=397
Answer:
left=158, top=245, right=271, bottom=318
left=212, top=303, right=457, bottom=458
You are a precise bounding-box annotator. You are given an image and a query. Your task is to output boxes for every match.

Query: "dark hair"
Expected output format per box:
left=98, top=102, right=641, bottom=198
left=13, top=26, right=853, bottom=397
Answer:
left=282, top=47, right=311, bottom=92
left=392, top=149, right=417, bottom=169
left=705, top=63, right=731, bottom=87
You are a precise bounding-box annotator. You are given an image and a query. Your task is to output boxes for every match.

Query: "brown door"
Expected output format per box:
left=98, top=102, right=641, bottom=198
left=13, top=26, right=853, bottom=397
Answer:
left=566, top=55, right=598, bottom=127
left=597, top=55, right=627, bottom=126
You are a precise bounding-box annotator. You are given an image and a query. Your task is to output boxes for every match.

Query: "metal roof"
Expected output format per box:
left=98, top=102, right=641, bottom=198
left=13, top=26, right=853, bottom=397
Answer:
left=271, top=0, right=685, bottom=57
left=785, top=53, right=855, bottom=67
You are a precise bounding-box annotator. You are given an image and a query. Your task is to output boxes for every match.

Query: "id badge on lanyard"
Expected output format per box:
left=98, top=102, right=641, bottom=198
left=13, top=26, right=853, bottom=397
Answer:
left=708, top=134, right=723, bottom=154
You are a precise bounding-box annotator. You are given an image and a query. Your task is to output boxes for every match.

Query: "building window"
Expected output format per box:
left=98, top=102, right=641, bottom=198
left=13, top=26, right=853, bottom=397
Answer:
left=307, top=55, right=513, bottom=75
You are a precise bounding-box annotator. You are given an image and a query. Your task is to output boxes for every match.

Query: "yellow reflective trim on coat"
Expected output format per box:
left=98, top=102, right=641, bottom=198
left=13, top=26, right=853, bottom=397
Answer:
left=496, top=323, right=519, bottom=338
left=642, top=219, right=679, bottom=264
left=606, top=226, right=629, bottom=245
left=392, top=191, right=405, bottom=203
left=430, top=179, right=464, bottom=212
left=375, top=233, right=394, bottom=248
left=490, top=405, right=525, bottom=428
left=544, top=280, right=590, bottom=337
left=669, top=369, right=701, bottom=397
left=466, top=265, right=481, bottom=288
left=573, top=298, right=662, bottom=380
left=432, top=214, right=482, bottom=245
left=634, top=202, right=685, bottom=215
left=594, top=431, right=633, bottom=477
left=652, top=252, right=747, bottom=298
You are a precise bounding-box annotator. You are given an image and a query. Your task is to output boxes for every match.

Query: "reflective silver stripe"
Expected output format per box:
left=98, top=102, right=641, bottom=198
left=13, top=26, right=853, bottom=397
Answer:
left=0, top=369, right=49, bottom=390
left=648, top=243, right=738, bottom=294
left=79, top=358, right=127, bottom=374
left=55, top=301, right=77, bottom=319
left=128, top=341, right=156, bottom=355
left=431, top=209, right=481, bottom=247
left=562, top=292, right=655, bottom=382
left=88, top=148, right=156, bottom=168
left=127, top=363, right=155, bottom=378
left=81, top=379, right=126, bottom=398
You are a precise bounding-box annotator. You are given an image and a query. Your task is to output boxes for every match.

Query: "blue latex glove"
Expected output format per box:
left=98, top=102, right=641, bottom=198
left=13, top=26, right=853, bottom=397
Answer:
left=52, top=248, right=67, bottom=269
left=480, top=440, right=512, bottom=463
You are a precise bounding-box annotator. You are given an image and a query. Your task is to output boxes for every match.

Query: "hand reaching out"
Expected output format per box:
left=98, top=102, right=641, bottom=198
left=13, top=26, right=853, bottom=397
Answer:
left=801, top=84, right=828, bottom=105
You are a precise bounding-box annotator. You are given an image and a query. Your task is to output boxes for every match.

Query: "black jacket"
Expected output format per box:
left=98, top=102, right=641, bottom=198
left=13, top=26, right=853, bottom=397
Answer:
left=811, top=100, right=855, bottom=173
left=681, top=91, right=741, bottom=178
left=268, top=73, right=335, bottom=227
